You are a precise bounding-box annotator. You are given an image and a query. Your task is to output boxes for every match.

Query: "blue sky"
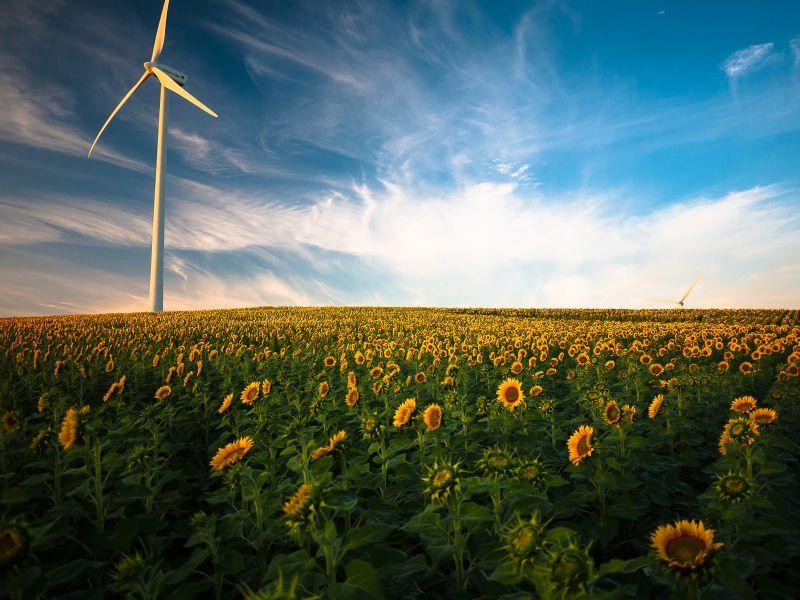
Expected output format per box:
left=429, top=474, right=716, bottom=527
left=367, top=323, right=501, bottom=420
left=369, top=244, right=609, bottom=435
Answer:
left=1, top=0, right=799, bottom=315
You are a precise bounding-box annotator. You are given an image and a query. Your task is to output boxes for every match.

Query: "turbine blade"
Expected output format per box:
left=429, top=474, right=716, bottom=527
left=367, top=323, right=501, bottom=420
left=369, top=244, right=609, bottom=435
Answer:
left=88, top=70, right=151, bottom=158
left=644, top=300, right=682, bottom=305
left=151, top=0, right=171, bottom=63
left=151, top=66, right=218, bottom=118
left=680, top=274, right=702, bottom=303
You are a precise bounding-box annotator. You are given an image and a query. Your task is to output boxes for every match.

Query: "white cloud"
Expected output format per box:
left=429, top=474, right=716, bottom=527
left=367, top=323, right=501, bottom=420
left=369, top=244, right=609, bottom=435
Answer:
left=5, top=181, right=796, bottom=312
left=791, top=37, right=800, bottom=67
left=721, top=42, right=776, bottom=78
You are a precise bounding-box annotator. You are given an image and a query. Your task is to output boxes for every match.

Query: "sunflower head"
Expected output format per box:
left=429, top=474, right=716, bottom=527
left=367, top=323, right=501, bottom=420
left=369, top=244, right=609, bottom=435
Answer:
left=715, top=471, right=751, bottom=504
left=283, top=483, right=318, bottom=542
left=648, top=394, right=665, bottom=419
left=423, top=404, right=443, bottom=431
left=622, top=404, right=638, bottom=423
left=730, top=395, right=757, bottom=414
left=154, top=385, right=172, bottom=401
left=724, top=416, right=759, bottom=446
left=218, top=393, right=233, bottom=414
left=542, top=534, right=595, bottom=592
left=345, top=387, right=360, bottom=408
left=393, top=398, right=417, bottom=427
left=504, top=513, right=545, bottom=567
left=603, top=401, right=621, bottom=426
left=359, top=413, right=380, bottom=439
left=516, top=457, right=547, bottom=488
left=2, top=412, right=19, bottom=433
left=567, top=425, right=594, bottom=466
left=0, top=525, right=28, bottom=566
left=651, top=519, right=723, bottom=570
left=210, top=436, right=254, bottom=471
left=497, top=378, right=525, bottom=412
left=323, top=355, right=336, bottom=367
left=422, top=460, right=461, bottom=505
left=478, top=446, right=516, bottom=477
left=749, top=407, right=777, bottom=426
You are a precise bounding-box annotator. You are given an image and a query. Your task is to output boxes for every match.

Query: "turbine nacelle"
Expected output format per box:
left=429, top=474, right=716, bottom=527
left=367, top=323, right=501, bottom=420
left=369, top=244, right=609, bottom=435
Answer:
left=144, top=61, right=187, bottom=87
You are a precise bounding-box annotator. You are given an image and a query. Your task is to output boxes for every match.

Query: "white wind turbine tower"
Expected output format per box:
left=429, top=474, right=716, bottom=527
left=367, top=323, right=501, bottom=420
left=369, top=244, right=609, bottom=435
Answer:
left=87, top=0, right=218, bottom=312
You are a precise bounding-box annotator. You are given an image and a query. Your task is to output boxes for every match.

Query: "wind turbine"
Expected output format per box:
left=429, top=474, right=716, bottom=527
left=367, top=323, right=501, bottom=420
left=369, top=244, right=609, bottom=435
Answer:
left=649, top=275, right=703, bottom=308
left=87, top=0, right=218, bottom=312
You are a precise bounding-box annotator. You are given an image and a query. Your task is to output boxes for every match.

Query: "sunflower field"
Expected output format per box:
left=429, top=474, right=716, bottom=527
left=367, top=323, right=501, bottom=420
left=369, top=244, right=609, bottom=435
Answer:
left=1, top=307, right=799, bottom=599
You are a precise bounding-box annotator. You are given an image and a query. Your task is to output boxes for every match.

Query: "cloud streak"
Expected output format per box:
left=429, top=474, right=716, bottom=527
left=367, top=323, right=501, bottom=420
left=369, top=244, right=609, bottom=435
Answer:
left=721, top=42, right=777, bottom=78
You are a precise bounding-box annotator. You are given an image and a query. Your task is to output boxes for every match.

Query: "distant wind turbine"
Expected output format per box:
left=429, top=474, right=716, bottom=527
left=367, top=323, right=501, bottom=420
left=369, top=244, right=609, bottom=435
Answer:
left=87, top=0, right=218, bottom=312
left=648, top=275, right=703, bottom=308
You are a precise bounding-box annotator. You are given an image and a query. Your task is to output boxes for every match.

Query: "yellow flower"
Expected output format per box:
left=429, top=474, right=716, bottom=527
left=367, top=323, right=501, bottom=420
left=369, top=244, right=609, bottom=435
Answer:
left=648, top=394, right=665, bottom=419
left=219, top=393, right=233, bottom=414
left=393, top=398, right=417, bottom=427
left=529, top=385, right=543, bottom=397
left=318, top=381, right=330, bottom=398
left=622, top=404, right=638, bottom=422
left=241, top=382, right=260, bottom=405
left=58, top=408, right=80, bottom=450
left=154, top=385, right=171, bottom=400
left=210, top=436, right=254, bottom=471
left=567, top=425, right=594, bottom=466
left=423, top=404, right=443, bottom=431
left=311, top=430, right=347, bottom=461
left=102, top=381, right=119, bottom=402
left=323, top=355, right=336, bottom=367
left=2, top=412, right=19, bottom=432
left=415, top=371, right=427, bottom=383
left=603, top=401, right=621, bottom=426
left=345, top=388, right=360, bottom=408
left=0, top=527, right=26, bottom=564
left=651, top=519, right=723, bottom=569
left=283, top=483, right=312, bottom=518
left=730, top=395, right=757, bottom=414
left=510, top=361, right=523, bottom=375
left=497, top=379, right=525, bottom=411
left=749, top=407, right=777, bottom=426
left=261, top=380, right=272, bottom=395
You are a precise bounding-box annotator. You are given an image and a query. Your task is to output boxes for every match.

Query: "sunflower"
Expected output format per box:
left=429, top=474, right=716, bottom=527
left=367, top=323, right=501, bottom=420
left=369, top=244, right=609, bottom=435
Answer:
left=345, top=388, right=360, bottom=408
left=261, top=379, right=272, bottom=395
left=58, top=408, right=80, bottom=451
left=497, top=379, right=525, bottom=411
left=393, top=398, right=416, bottom=427
left=311, top=429, right=347, bottom=461
left=479, top=446, right=515, bottom=475
left=724, top=416, right=759, bottom=445
left=210, top=436, right=254, bottom=471
left=739, top=361, right=754, bottom=374
left=323, top=355, right=336, bottom=367
left=576, top=353, right=590, bottom=366
left=318, top=381, right=330, bottom=398
left=649, top=363, right=664, bottom=377
left=605, top=360, right=615, bottom=370
left=715, top=471, right=751, bottom=503
left=37, top=395, right=46, bottom=413
left=749, top=407, right=777, bottom=426
left=622, top=404, right=638, bottom=422
left=241, top=382, right=260, bottom=405
left=370, top=366, right=383, bottom=378
left=511, top=361, right=523, bottom=375
left=603, top=401, right=621, bottom=426
left=102, top=381, right=119, bottom=402
left=504, top=514, right=545, bottom=567
left=648, top=394, right=665, bottom=419
left=0, top=526, right=26, bottom=565
left=415, top=371, right=427, bottom=383
left=422, top=460, right=460, bottom=505
left=283, top=483, right=312, bottom=519
left=529, top=385, right=543, bottom=397
left=154, top=385, right=171, bottom=400
left=567, top=425, right=594, bottom=466
left=2, top=412, right=19, bottom=433
left=347, top=371, right=357, bottom=388
left=651, top=519, right=723, bottom=570
left=423, top=404, right=442, bottom=431
left=730, top=395, right=757, bottom=413
left=218, top=393, right=233, bottom=414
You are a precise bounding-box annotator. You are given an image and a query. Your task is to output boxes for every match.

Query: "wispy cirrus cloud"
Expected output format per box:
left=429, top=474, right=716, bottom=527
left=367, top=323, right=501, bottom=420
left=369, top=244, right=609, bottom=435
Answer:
left=721, top=42, right=777, bottom=78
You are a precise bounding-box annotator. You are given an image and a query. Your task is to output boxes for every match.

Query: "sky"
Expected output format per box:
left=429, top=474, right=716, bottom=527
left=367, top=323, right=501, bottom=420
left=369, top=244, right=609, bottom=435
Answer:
left=1, top=0, right=799, bottom=315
